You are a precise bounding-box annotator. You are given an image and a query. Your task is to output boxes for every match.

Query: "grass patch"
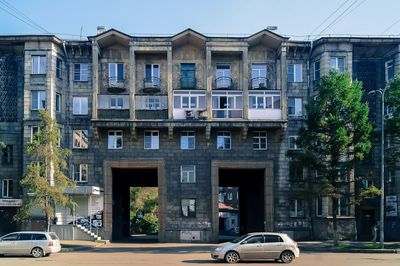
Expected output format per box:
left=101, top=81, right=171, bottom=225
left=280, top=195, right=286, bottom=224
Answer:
left=334, top=243, right=400, bottom=250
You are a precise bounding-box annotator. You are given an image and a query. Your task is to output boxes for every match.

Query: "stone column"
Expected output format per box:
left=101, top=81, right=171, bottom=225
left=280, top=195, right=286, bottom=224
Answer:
left=206, top=45, right=212, bottom=119
left=47, top=47, right=56, bottom=118
left=242, top=46, right=249, bottom=120
left=167, top=46, right=173, bottom=119
left=129, top=42, right=136, bottom=119
left=92, top=41, right=99, bottom=119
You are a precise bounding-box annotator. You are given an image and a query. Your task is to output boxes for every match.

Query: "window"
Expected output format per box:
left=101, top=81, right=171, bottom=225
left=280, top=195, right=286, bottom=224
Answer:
left=385, top=60, right=394, bottom=82
left=74, top=63, right=88, bottom=81
left=316, top=198, right=323, bottom=217
left=73, top=97, right=88, bottom=115
left=290, top=199, right=304, bottom=217
left=362, top=179, right=374, bottom=188
left=288, top=64, right=302, bottom=82
left=337, top=198, right=349, bottom=216
left=31, top=126, right=39, bottom=142
left=288, top=98, right=303, bottom=116
left=73, top=130, right=89, bottom=149
left=144, top=130, right=159, bottom=149
left=109, top=63, right=124, bottom=84
left=249, top=94, right=280, bottom=109
left=31, top=91, right=46, bottom=110
left=145, top=97, right=161, bottom=110
left=173, top=91, right=206, bottom=109
left=145, top=64, right=160, bottom=87
left=217, top=132, right=231, bottom=150
left=56, top=93, right=61, bottom=113
left=2, top=179, right=13, bottom=198
left=181, top=132, right=195, bottom=150
left=181, top=165, right=196, bottom=183
left=388, top=168, right=395, bottom=183
left=245, top=235, right=264, bottom=244
left=2, top=233, right=18, bottom=241
left=56, top=58, right=62, bottom=79
left=227, top=192, right=233, bottom=200
left=72, top=164, right=88, bottom=183
left=57, top=128, right=61, bottom=147
left=330, top=57, right=345, bottom=72
left=32, top=234, right=47, bottom=240
left=108, top=130, right=123, bottom=149
left=216, top=64, right=231, bottom=88
left=2, top=145, right=13, bottom=166
left=181, top=199, right=196, bottom=217
left=180, top=63, right=196, bottom=89
left=251, top=64, right=267, bottom=88
left=314, top=60, right=320, bottom=80
left=264, top=235, right=283, bottom=243
left=110, top=96, right=124, bottom=109
left=19, top=233, right=33, bottom=241
left=212, top=92, right=243, bottom=118
left=289, top=136, right=300, bottom=150
left=32, top=55, right=46, bottom=74
left=289, top=161, right=303, bottom=182
left=253, top=132, right=267, bottom=150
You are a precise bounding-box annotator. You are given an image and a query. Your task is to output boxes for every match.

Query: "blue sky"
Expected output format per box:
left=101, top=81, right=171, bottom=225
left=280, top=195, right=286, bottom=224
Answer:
left=0, top=0, right=399, bottom=40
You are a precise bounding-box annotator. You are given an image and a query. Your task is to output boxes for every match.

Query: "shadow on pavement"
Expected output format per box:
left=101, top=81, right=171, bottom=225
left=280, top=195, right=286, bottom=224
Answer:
left=76, top=245, right=217, bottom=254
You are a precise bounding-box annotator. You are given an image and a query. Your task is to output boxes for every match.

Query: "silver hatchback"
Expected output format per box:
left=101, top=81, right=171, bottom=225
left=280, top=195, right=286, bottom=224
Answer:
left=211, top=232, right=300, bottom=263
left=0, top=231, right=61, bottom=258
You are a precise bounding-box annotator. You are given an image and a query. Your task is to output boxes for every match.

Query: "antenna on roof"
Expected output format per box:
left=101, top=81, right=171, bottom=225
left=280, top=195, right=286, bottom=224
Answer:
left=266, top=26, right=278, bottom=31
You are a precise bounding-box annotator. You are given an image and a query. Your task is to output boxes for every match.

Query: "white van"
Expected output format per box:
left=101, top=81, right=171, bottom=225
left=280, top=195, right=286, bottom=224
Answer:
left=0, top=231, right=61, bottom=258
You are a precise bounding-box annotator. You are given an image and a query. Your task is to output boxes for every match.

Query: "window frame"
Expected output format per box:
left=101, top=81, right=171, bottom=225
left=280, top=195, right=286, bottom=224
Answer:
left=180, top=131, right=195, bottom=150
left=74, top=63, right=88, bottom=81
left=289, top=199, right=305, bottom=218
left=109, top=63, right=124, bottom=83
left=180, top=165, right=196, bottom=183
left=73, top=130, right=89, bottom=149
left=2, top=179, right=13, bottom=198
left=385, top=60, right=394, bottom=82
left=2, top=145, right=13, bottom=166
left=288, top=97, right=303, bottom=116
left=288, top=136, right=300, bottom=150
left=181, top=198, right=196, bottom=218
left=72, top=164, right=88, bottom=183
left=144, top=130, right=159, bottom=150
left=330, top=57, right=345, bottom=72
left=314, top=60, right=320, bottom=81
left=107, top=130, right=123, bottom=150
left=32, top=55, right=46, bottom=74
left=56, top=93, right=62, bottom=113
left=253, top=131, right=267, bottom=150
left=31, top=91, right=46, bottom=110
left=288, top=63, right=303, bottom=82
left=316, top=198, right=323, bottom=217
left=30, top=126, right=39, bottom=142
left=145, top=97, right=161, bottom=110
left=56, top=58, right=62, bottom=79
left=109, top=96, right=124, bottom=109
left=72, top=97, right=88, bottom=115
left=217, top=131, right=231, bottom=150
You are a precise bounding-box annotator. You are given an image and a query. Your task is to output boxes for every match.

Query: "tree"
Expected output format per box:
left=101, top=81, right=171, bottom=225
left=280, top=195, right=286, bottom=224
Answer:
left=0, top=141, right=5, bottom=148
left=14, top=109, right=76, bottom=232
left=129, top=187, right=158, bottom=234
left=385, top=76, right=400, bottom=162
left=288, top=71, right=377, bottom=246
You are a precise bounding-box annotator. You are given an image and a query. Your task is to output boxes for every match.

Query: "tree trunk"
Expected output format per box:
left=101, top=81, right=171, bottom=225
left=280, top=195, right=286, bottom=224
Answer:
left=332, top=198, right=338, bottom=246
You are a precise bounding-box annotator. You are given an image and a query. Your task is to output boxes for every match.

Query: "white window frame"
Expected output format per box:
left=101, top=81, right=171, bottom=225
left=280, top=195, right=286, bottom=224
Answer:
left=249, top=94, right=280, bottom=109
left=31, top=91, right=46, bottom=110
left=30, top=126, right=39, bottom=142
left=288, top=97, right=303, bottom=116
left=330, top=57, right=345, bottom=72
left=109, top=63, right=124, bottom=84
left=227, top=192, right=233, bottom=201
left=180, top=165, right=196, bottom=183
left=109, top=96, right=124, bottom=109
left=32, top=55, right=46, bottom=74
left=217, top=131, right=231, bottom=150
left=56, top=93, right=61, bottom=113
left=290, top=199, right=304, bottom=218
left=288, top=63, right=303, bottom=82
left=173, top=91, right=206, bottom=110
left=145, top=97, right=161, bottom=110
left=72, top=164, right=88, bottom=183
left=108, top=130, right=123, bottom=149
left=385, top=60, right=394, bottom=82
left=73, top=97, right=88, bottom=115
left=74, top=63, right=88, bottom=81
left=181, top=198, right=196, bottom=217
left=181, top=131, right=195, bottom=150
left=145, top=64, right=160, bottom=78
left=1, top=179, right=13, bottom=198
left=253, top=131, right=267, bottom=150
left=289, top=136, right=300, bottom=150
left=337, top=197, right=349, bottom=216
left=73, top=130, right=89, bottom=149
left=314, top=60, right=320, bottom=81
left=144, top=130, right=159, bottom=150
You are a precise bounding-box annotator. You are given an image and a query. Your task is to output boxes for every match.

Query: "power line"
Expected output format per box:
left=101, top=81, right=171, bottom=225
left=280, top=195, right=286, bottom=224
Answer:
left=326, top=0, right=367, bottom=31
left=318, top=0, right=361, bottom=36
left=309, top=0, right=351, bottom=36
left=0, top=0, right=49, bottom=34
left=381, top=18, right=400, bottom=35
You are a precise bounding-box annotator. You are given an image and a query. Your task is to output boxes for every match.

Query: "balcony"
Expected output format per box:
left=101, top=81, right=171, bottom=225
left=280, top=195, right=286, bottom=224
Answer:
left=135, top=95, right=168, bottom=119
left=108, top=77, right=126, bottom=93
left=98, top=94, right=130, bottom=119
left=180, top=77, right=197, bottom=89
left=143, top=76, right=161, bottom=93
left=250, top=77, right=270, bottom=90
left=212, top=91, right=243, bottom=119
left=215, top=77, right=233, bottom=90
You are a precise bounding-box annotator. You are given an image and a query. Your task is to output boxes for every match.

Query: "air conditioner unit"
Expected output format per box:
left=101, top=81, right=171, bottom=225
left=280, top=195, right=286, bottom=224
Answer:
left=185, top=110, right=195, bottom=119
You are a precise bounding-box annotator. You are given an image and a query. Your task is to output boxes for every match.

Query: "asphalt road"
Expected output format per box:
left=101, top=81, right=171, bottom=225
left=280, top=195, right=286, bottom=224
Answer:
left=0, top=243, right=399, bottom=266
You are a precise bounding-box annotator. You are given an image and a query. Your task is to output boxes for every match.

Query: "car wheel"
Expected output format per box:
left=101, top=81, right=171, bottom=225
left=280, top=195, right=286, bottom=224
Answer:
left=31, top=247, right=44, bottom=258
left=225, top=251, right=240, bottom=264
left=280, top=250, right=294, bottom=264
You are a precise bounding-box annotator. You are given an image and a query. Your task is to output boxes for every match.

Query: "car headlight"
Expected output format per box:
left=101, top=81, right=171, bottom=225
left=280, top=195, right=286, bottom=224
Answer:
left=214, top=247, right=222, bottom=252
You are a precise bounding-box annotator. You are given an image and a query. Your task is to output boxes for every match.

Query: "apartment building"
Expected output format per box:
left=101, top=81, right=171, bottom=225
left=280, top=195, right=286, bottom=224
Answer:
left=0, top=28, right=399, bottom=242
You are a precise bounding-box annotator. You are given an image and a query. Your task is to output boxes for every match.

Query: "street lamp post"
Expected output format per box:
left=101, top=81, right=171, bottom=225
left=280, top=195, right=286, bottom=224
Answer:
left=369, top=88, right=386, bottom=249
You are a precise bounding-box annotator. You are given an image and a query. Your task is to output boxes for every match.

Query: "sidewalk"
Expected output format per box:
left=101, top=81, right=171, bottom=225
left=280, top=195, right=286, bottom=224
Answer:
left=299, top=240, right=400, bottom=253
left=61, top=240, right=107, bottom=252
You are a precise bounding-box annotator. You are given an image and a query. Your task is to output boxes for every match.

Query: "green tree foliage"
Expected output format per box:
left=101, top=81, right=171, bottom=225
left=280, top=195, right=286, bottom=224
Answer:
left=288, top=71, right=377, bottom=246
left=130, top=187, right=158, bottom=234
left=14, top=110, right=76, bottom=231
left=385, top=76, right=400, bottom=162
left=0, top=141, right=5, bottom=148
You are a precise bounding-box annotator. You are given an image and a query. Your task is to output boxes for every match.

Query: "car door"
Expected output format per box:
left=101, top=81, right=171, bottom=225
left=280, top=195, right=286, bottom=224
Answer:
left=263, top=234, right=285, bottom=259
left=238, top=235, right=265, bottom=260
left=15, top=233, right=33, bottom=255
left=0, top=233, right=19, bottom=254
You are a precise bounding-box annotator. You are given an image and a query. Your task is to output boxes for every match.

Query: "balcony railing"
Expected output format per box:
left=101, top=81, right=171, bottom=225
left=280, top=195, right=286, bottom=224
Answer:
left=143, top=76, right=161, bottom=93
left=108, top=77, right=126, bottom=92
left=215, top=77, right=233, bottom=90
left=180, top=77, right=197, bottom=89
left=250, top=77, right=270, bottom=90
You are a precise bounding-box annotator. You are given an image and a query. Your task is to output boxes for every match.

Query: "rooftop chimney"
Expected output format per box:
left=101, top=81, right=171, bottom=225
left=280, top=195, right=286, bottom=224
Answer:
left=97, top=26, right=107, bottom=34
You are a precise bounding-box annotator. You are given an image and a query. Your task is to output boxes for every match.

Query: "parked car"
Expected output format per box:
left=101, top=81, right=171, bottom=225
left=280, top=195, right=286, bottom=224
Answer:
left=211, top=232, right=300, bottom=264
left=0, top=231, right=61, bottom=258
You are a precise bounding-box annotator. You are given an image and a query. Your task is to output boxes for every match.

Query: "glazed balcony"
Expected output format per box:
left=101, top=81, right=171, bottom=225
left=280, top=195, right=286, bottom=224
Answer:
left=180, top=77, right=197, bottom=89
left=143, top=76, right=161, bottom=93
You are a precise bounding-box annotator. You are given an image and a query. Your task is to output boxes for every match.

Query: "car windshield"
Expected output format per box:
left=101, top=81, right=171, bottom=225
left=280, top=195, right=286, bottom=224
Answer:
left=231, top=234, right=250, bottom=243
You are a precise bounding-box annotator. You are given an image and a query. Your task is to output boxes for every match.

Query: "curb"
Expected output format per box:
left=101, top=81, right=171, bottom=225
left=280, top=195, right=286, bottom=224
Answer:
left=300, top=247, right=399, bottom=254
